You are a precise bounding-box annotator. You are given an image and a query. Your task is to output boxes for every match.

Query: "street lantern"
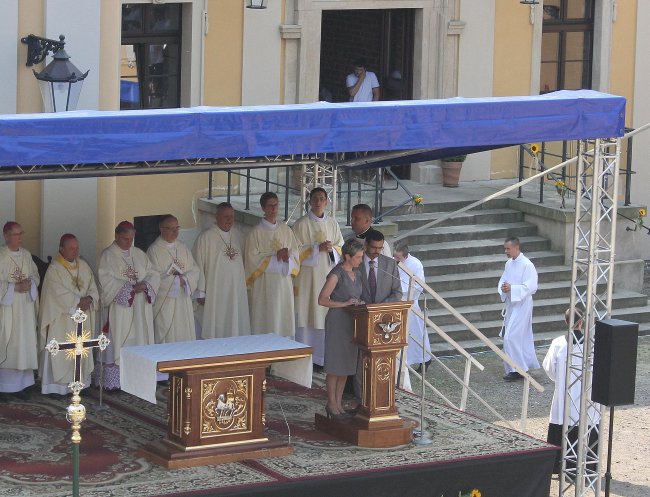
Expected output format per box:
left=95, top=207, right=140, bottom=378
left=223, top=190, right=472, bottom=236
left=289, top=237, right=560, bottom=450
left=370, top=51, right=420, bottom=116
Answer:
left=246, top=0, right=267, bottom=9
left=21, top=34, right=89, bottom=112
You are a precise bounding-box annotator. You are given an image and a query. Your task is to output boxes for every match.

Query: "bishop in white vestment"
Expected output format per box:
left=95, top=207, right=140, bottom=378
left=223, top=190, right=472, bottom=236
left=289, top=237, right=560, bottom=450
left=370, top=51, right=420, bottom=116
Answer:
left=0, top=222, right=39, bottom=400
left=292, top=188, right=343, bottom=365
left=245, top=193, right=299, bottom=337
left=39, top=234, right=99, bottom=395
left=98, top=221, right=160, bottom=389
left=193, top=202, right=250, bottom=338
left=147, top=215, right=200, bottom=344
left=498, top=237, right=540, bottom=378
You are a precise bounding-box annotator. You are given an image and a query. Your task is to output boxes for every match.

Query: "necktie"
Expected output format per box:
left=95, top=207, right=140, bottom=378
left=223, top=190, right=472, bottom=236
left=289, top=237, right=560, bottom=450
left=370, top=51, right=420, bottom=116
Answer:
left=368, top=260, right=377, bottom=303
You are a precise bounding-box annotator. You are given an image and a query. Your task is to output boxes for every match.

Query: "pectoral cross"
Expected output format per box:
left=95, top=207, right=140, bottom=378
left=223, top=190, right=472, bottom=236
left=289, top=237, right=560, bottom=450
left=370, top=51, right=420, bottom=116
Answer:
left=10, top=266, right=26, bottom=282
left=45, top=309, right=110, bottom=497
left=122, top=265, right=138, bottom=283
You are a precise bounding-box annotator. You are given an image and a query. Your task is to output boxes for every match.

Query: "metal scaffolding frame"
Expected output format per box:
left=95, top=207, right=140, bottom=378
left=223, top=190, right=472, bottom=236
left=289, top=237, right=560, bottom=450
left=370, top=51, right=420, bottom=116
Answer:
left=562, top=138, right=621, bottom=497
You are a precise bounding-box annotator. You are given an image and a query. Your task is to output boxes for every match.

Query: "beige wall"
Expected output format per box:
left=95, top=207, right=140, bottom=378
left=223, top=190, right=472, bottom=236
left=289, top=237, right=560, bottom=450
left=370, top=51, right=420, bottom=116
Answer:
left=490, top=0, right=534, bottom=179
left=203, top=0, right=243, bottom=106
left=610, top=0, right=636, bottom=127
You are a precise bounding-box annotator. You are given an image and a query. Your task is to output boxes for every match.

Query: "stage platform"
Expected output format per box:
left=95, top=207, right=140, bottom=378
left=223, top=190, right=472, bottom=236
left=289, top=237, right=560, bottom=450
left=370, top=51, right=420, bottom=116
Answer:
left=0, top=378, right=556, bottom=497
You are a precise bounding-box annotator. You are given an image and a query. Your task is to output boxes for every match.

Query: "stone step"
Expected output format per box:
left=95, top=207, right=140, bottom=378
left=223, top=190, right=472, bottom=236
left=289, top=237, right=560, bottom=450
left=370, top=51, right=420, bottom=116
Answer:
left=386, top=198, right=510, bottom=215
left=391, top=208, right=525, bottom=230
left=397, top=221, right=539, bottom=245
left=409, top=235, right=550, bottom=261
left=427, top=280, right=599, bottom=308
left=430, top=323, right=650, bottom=356
left=420, top=291, right=648, bottom=333
left=425, top=266, right=572, bottom=292
left=421, top=250, right=565, bottom=277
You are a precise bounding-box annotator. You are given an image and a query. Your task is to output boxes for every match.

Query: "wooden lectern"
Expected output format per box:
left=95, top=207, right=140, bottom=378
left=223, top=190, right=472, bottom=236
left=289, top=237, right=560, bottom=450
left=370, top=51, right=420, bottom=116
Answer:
left=315, top=301, right=415, bottom=447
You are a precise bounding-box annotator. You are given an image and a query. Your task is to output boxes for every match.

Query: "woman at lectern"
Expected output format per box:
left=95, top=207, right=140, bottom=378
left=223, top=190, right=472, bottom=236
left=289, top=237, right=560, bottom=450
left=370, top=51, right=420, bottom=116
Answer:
left=318, top=238, right=365, bottom=421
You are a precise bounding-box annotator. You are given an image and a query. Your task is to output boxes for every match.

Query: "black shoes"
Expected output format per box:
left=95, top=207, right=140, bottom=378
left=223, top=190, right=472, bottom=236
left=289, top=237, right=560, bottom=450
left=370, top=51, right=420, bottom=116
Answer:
left=415, top=360, right=432, bottom=374
left=13, top=389, right=31, bottom=400
left=503, top=372, right=524, bottom=382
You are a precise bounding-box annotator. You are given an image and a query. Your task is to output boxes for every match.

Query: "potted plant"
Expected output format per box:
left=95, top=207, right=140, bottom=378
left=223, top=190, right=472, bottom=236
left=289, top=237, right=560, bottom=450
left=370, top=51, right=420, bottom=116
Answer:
left=439, top=154, right=467, bottom=187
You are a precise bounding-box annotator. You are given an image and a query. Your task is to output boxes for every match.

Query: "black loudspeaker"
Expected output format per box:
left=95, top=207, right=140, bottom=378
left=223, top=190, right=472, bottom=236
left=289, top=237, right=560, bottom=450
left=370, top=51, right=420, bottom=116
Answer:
left=592, top=318, right=639, bottom=406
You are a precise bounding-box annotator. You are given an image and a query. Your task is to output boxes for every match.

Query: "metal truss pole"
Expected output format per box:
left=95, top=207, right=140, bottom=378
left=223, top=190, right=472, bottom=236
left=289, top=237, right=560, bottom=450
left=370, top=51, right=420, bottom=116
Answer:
left=561, top=138, right=620, bottom=497
left=300, top=157, right=337, bottom=217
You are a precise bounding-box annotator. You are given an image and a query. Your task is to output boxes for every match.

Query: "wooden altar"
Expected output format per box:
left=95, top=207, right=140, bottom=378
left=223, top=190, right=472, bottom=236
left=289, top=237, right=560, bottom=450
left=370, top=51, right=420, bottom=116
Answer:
left=119, top=336, right=312, bottom=469
left=315, top=301, right=415, bottom=448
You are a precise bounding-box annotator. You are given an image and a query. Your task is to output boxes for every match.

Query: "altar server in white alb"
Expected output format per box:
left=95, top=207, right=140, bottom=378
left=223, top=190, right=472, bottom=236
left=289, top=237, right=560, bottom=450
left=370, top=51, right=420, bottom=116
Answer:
left=0, top=222, right=39, bottom=401
left=147, top=215, right=200, bottom=344
left=498, top=237, right=540, bottom=381
left=193, top=202, right=250, bottom=338
left=245, top=192, right=300, bottom=337
left=393, top=242, right=433, bottom=369
left=293, top=187, right=344, bottom=365
left=98, top=221, right=160, bottom=389
left=39, top=234, right=99, bottom=396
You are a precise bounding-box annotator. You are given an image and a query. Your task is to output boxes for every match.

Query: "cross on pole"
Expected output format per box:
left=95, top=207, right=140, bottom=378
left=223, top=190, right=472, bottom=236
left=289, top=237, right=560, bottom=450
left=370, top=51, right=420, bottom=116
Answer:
left=45, top=308, right=109, bottom=497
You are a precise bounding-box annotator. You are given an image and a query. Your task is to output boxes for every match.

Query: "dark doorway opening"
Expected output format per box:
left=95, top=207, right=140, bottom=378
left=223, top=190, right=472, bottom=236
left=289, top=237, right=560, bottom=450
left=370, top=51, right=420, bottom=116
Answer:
left=320, top=9, right=415, bottom=178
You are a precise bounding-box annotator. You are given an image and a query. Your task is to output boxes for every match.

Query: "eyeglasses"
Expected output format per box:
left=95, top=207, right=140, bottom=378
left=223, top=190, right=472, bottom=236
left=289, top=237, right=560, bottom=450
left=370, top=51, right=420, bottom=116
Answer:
left=6, top=231, right=25, bottom=236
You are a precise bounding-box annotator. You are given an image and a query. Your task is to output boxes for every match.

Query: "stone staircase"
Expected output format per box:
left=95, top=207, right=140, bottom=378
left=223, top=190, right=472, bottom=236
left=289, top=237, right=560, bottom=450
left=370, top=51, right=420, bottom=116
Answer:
left=385, top=198, right=650, bottom=355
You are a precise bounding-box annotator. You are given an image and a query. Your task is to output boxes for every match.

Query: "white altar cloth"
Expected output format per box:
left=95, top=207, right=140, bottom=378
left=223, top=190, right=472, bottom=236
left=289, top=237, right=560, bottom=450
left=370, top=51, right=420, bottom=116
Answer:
left=120, top=334, right=313, bottom=403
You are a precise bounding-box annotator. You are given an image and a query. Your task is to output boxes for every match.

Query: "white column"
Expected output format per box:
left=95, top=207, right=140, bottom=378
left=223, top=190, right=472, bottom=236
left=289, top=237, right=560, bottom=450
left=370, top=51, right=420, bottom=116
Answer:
left=632, top=2, right=650, bottom=257
left=457, top=0, right=495, bottom=181
left=0, top=1, right=18, bottom=218
left=242, top=1, right=283, bottom=105
left=42, top=0, right=100, bottom=267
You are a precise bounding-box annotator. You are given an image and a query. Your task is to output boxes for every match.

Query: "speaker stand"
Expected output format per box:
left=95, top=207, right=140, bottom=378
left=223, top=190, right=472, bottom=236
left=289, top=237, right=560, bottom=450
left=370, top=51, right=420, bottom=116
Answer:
left=604, top=405, right=615, bottom=497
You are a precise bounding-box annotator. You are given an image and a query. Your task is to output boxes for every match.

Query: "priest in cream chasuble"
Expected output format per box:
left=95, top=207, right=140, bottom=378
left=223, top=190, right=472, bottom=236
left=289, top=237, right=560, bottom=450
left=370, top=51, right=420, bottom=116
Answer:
left=0, top=222, right=39, bottom=397
left=245, top=192, right=299, bottom=337
left=39, top=234, right=99, bottom=395
left=193, top=202, right=250, bottom=338
left=292, top=188, right=343, bottom=365
left=98, top=221, right=160, bottom=389
left=147, top=215, right=200, bottom=344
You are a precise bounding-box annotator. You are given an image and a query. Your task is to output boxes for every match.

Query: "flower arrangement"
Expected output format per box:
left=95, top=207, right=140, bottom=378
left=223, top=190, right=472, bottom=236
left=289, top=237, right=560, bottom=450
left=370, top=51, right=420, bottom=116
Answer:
left=627, top=208, right=647, bottom=232
left=441, top=489, right=481, bottom=497
left=554, top=179, right=567, bottom=209
left=409, top=194, right=424, bottom=214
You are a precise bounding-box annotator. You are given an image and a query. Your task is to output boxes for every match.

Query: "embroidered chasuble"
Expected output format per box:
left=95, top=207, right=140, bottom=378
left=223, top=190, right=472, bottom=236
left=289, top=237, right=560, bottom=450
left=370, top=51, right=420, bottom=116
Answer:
left=39, top=255, right=99, bottom=392
left=245, top=219, right=299, bottom=337
left=98, top=242, right=160, bottom=368
left=292, top=212, right=343, bottom=364
left=193, top=225, right=250, bottom=338
left=146, top=237, right=200, bottom=344
left=0, top=246, right=39, bottom=391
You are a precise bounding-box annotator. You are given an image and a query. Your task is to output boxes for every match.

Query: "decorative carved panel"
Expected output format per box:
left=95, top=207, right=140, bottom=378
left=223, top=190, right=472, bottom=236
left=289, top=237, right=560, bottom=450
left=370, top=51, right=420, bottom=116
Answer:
left=200, top=376, right=252, bottom=438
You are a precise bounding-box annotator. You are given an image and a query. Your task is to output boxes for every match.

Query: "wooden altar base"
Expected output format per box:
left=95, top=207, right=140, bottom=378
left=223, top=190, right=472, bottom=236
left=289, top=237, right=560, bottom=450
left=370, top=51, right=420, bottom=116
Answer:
left=137, top=438, right=292, bottom=469
left=314, top=413, right=415, bottom=448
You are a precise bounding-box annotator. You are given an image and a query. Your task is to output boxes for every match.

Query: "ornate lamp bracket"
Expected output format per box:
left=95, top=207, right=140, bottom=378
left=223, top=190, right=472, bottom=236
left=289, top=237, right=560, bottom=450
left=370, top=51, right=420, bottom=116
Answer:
left=21, top=34, right=65, bottom=66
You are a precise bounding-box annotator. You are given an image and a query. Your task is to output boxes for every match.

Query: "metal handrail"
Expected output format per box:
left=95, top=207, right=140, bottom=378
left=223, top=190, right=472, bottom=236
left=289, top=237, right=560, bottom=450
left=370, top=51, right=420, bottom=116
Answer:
left=398, top=262, right=543, bottom=430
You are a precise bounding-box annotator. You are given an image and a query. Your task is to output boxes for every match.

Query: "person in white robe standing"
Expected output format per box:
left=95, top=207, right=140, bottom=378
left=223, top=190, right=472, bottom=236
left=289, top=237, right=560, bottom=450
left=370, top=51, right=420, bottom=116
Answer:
left=147, top=215, right=200, bottom=344
left=393, top=242, right=433, bottom=369
left=498, top=236, right=540, bottom=381
left=293, top=187, right=344, bottom=365
left=543, top=306, right=601, bottom=474
left=39, top=234, right=99, bottom=397
left=98, top=221, right=160, bottom=390
left=193, top=202, right=250, bottom=338
left=245, top=192, right=300, bottom=337
left=0, top=222, right=39, bottom=401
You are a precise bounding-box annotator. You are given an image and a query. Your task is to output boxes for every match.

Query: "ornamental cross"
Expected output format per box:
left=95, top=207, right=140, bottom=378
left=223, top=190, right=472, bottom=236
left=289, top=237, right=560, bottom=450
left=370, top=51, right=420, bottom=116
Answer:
left=46, top=308, right=110, bottom=395
left=224, top=245, right=239, bottom=261
left=10, top=266, right=26, bottom=282
left=122, top=265, right=139, bottom=283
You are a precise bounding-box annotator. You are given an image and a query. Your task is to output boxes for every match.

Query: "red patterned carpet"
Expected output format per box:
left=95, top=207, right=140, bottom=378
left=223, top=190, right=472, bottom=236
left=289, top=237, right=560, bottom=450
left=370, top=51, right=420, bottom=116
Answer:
left=0, top=379, right=556, bottom=497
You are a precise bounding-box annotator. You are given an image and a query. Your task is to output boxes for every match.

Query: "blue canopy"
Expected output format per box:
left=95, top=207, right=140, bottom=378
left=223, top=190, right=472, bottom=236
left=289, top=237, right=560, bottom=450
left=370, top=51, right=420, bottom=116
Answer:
left=0, top=90, right=625, bottom=168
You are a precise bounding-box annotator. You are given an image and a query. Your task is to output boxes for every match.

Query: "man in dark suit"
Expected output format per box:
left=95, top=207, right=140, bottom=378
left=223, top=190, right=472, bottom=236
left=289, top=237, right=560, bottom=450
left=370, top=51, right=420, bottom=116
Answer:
left=349, top=203, right=392, bottom=256
left=359, top=229, right=402, bottom=304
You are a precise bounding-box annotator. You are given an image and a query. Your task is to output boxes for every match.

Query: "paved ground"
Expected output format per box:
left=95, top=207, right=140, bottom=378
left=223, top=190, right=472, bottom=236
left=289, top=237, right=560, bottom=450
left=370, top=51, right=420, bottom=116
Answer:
left=411, top=263, right=650, bottom=496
